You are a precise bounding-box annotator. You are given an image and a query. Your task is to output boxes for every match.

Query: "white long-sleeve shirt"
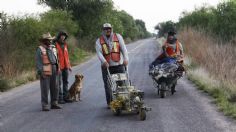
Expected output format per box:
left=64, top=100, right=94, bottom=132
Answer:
left=95, top=33, right=129, bottom=66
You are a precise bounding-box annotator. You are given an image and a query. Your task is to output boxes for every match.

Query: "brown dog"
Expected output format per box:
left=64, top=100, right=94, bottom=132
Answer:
left=68, top=74, right=84, bottom=102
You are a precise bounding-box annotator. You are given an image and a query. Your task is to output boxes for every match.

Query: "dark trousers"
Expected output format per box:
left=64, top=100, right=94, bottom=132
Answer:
left=59, top=68, right=69, bottom=100
left=149, top=57, right=162, bottom=70
left=101, top=65, right=126, bottom=105
left=40, top=65, right=59, bottom=107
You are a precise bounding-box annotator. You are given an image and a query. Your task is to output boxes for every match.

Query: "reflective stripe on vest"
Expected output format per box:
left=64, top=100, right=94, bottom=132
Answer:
left=113, top=42, right=118, bottom=52
left=102, top=44, right=109, bottom=55
left=100, top=34, right=121, bottom=62
left=39, top=45, right=52, bottom=76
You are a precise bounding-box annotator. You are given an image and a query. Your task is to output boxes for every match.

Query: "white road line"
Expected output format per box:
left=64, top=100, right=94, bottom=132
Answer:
left=128, top=43, right=145, bottom=54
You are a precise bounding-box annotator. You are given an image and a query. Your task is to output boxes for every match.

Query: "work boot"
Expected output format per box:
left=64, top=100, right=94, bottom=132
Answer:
left=51, top=104, right=62, bottom=109
left=64, top=98, right=73, bottom=103
left=107, top=103, right=111, bottom=109
left=58, top=100, right=66, bottom=104
left=107, top=105, right=110, bottom=109
left=42, top=106, right=50, bottom=111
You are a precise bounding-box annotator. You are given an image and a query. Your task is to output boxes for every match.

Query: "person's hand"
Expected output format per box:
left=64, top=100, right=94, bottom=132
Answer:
left=123, top=60, right=128, bottom=66
left=57, top=69, right=61, bottom=75
left=170, top=54, right=177, bottom=58
left=102, top=61, right=109, bottom=68
left=69, top=67, right=72, bottom=72
left=41, top=73, right=46, bottom=79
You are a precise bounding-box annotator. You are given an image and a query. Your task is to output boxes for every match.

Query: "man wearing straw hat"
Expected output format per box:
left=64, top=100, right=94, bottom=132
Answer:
left=36, top=33, right=62, bottom=111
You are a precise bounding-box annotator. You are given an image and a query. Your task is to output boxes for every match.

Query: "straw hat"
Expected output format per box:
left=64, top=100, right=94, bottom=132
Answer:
left=40, top=32, right=55, bottom=41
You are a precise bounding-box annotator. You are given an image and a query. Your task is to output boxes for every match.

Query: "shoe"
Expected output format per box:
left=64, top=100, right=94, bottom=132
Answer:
left=42, top=106, right=50, bottom=111
left=64, top=98, right=73, bottom=103
left=51, top=104, right=62, bottom=109
left=58, top=100, right=66, bottom=104
left=107, top=104, right=111, bottom=109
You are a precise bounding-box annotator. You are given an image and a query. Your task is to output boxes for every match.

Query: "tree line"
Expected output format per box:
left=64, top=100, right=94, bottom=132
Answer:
left=38, top=0, right=151, bottom=44
left=0, top=0, right=151, bottom=91
left=155, top=0, right=236, bottom=42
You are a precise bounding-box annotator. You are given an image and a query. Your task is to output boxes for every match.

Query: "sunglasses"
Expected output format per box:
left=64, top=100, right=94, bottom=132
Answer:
left=103, top=27, right=112, bottom=30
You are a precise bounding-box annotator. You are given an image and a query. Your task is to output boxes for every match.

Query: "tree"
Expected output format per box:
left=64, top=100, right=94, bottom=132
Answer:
left=177, top=0, right=236, bottom=41
left=155, top=21, right=176, bottom=37
left=40, top=10, right=79, bottom=36
left=38, top=0, right=114, bottom=37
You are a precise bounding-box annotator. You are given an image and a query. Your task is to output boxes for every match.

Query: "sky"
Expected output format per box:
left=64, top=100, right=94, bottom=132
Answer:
left=0, top=0, right=221, bottom=33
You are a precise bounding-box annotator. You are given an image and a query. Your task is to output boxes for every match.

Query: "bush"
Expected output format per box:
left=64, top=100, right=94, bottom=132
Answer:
left=40, top=10, right=79, bottom=36
left=179, top=28, right=236, bottom=94
left=178, top=0, right=236, bottom=41
left=0, top=10, right=84, bottom=90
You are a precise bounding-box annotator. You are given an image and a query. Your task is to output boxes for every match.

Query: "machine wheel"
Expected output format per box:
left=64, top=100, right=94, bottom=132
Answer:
left=160, top=90, right=166, bottom=98
left=160, top=82, right=166, bottom=98
left=139, top=109, right=146, bottom=121
left=113, top=108, right=121, bottom=116
left=171, top=84, right=176, bottom=95
left=157, top=89, right=160, bottom=95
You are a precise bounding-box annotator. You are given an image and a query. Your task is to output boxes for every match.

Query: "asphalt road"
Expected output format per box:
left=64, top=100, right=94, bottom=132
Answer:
left=0, top=38, right=236, bottom=132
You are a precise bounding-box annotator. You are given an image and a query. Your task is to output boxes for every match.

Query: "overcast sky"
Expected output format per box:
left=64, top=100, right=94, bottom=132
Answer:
left=0, top=0, right=221, bottom=33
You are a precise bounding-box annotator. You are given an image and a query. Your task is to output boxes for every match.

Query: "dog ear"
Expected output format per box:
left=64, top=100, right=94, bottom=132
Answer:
left=79, top=74, right=84, bottom=79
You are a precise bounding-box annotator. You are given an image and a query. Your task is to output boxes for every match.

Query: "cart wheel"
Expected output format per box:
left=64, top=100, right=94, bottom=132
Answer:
left=160, top=82, right=166, bottom=98
left=160, top=90, right=166, bottom=98
left=157, top=89, right=160, bottom=95
left=139, top=109, right=146, bottom=121
left=113, top=108, right=121, bottom=116
left=171, top=85, right=176, bottom=95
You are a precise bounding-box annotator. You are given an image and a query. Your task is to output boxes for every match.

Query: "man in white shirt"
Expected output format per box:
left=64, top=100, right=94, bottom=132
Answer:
left=95, top=23, right=129, bottom=108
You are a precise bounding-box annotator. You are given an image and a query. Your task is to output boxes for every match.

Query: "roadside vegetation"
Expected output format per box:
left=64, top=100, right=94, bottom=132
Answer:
left=155, top=0, right=236, bottom=118
left=0, top=0, right=151, bottom=91
left=179, top=28, right=236, bottom=119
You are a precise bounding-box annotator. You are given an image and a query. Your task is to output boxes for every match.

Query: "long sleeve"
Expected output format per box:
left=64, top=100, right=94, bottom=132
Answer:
left=95, top=39, right=106, bottom=64
left=116, top=34, right=129, bottom=61
left=179, top=42, right=184, bottom=55
left=36, top=48, right=43, bottom=75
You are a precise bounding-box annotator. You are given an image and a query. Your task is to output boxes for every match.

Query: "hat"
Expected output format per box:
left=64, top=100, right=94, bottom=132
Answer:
left=56, top=31, right=68, bottom=40
left=103, top=23, right=112, bottom=29
left=168, top=30, right=176, bottom=36
left=40, top=32, right=54, bottom=40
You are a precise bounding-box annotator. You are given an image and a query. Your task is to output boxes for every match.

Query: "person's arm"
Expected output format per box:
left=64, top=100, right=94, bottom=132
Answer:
left=179, top=42, right=184, bottom=57
left=116, top=34, right=129, bottom=63
left=95, top=39, right=108, bottom=67
left=162, top=44, right=169, bottom=58
left=36, top=48, right=43, bottom=76
left=65, top=43, right=72, bottom=71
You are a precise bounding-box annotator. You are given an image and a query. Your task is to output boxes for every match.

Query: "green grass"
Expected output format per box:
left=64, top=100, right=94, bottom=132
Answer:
left=187, top=66, right=236, bottom=119
left=69, top=48, right=92, bottom=66
left=0, top=79, right=10, bottom=91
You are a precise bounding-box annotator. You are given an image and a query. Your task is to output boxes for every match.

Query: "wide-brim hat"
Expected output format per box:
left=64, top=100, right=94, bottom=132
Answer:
left=40, top=32, right=55, bottom=41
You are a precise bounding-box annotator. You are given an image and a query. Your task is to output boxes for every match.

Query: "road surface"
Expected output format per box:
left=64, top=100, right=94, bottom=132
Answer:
left=0, top=38, right=236, bottom=132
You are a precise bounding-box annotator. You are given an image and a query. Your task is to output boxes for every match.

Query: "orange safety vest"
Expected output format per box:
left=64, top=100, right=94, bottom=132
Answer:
left=100, top=33, right=121, bottom=62
left=164, top=40, right=180, bottom=57
left=158, top=40, right=181, bottom=59
left=55, top=42, right=71, bottom=70
left=39, top=45, right=52, bottom=76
